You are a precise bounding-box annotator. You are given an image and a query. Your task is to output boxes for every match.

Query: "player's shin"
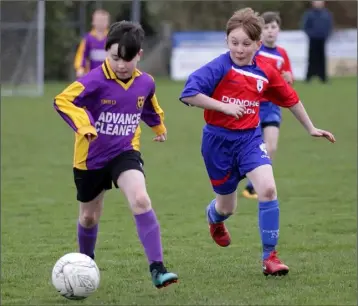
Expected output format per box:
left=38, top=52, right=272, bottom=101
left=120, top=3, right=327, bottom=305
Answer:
left=207, top=199, right=231, bottom=224
left=134, top=209, right=163, bottom=264
left=77, top=222, right=98, bottom=259
left=134, top=209, right=178, bottom=288
left=258, top=200, right=279, bottom=260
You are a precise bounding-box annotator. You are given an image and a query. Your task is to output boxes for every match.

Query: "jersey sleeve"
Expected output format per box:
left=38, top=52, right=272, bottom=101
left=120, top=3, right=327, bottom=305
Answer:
left=279, top=47, right=294, bottom=77
left=263, top=65, right=299, bottom=108
left=179, top=55, right=227, bottom=105
left=74, top=36, right=90, bottom=73
left=54, top=80, right=98, bottom=138
left=141, top=80, right=166, bottom=135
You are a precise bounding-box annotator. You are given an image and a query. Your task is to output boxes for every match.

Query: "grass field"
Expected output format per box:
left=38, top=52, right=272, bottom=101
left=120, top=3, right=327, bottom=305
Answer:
left=1, top=77, right=357, bottom=305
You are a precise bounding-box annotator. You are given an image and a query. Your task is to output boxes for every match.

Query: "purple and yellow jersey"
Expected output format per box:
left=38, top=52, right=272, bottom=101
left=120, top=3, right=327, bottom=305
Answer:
left=74, top=30, right=108, bottom=74
left=54, top=59, right=166, bottom=170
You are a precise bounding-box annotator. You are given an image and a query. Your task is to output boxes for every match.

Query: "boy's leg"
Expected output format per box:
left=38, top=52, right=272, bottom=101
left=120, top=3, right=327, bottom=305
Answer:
left=201, top=127, right=239, bottom=247
left=241, top=133, right=288, bottom=276
left=112, top=150, right=178, bottom=289
left=206, top=192, right=237, bottom=247
left=78, top=192, right=105, bottom=260
left=74, top=168, right=111, bottom=260
left=262, top=103, right=281, bottom=161
left=262, top=125, right=280, bottom=160
left=243, top=103, right=281, bottom=200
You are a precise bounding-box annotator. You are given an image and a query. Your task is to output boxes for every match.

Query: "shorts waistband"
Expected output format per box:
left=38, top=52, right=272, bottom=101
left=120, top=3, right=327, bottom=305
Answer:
left=204, top=124, right=259, bottom=136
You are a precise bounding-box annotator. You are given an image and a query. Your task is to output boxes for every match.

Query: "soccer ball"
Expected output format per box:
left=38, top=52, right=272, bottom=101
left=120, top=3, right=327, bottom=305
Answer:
left=51, top=252, right=100, bottom=300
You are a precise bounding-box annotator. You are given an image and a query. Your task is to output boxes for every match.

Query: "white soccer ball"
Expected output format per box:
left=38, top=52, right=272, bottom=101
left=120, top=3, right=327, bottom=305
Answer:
left=51, top=252, right=100, bottom=300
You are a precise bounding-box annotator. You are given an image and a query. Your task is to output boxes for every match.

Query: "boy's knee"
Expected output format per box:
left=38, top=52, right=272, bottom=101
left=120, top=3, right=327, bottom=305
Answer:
left=261, top=185, right=277, bottom=201
left=130, top=190, right=152, bottom=214
left=79, top=196, right=103, bottom=227
left=79, top=213, right=98, bottom=228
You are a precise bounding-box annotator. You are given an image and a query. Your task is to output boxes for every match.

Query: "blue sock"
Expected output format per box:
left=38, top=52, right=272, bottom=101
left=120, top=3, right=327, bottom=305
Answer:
left=258, top=200, right=279, bottom=260
left=246, top=180, right=254, bottom=190
left=206, top=199, right=230, bottom=224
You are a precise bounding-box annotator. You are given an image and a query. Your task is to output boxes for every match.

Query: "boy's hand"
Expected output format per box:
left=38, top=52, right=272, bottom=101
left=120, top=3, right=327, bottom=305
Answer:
left=309, top=128, right=336, bottom=143
left=220, top=103, right=246, bottom=119
left=153, top=132, right=167, bottom=142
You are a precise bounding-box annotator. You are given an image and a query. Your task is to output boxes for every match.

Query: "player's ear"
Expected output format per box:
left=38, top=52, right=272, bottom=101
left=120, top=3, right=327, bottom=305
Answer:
left=225, top=36, right=228, bottom=46
left=138, top=49, right=143, bottom=57
left=256, top=40, right=262, bottom=50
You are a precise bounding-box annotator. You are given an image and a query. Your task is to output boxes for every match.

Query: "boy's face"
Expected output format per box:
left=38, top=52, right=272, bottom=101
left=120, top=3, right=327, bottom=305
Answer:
left=227, top=27, right=261, bottom=66
left=107, top=43, right=142, bottom=80
left=262, top=21, right=280, bottom=46
left=92, top=12, right=110, bottom=32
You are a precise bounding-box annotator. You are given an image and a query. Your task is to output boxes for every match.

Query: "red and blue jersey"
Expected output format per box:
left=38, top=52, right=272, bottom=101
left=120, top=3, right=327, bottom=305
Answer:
left=179, top=51, right=299, bottom=130
left=256, top=45, right=293, bottom=78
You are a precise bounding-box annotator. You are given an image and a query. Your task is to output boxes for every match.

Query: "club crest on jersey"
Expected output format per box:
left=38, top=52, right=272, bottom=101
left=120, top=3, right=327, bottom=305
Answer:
left=277, top=60, right=283, bottom=69
left=137, top=96, right=145, bottom=109
left=256, top=79, right=264, bottom=92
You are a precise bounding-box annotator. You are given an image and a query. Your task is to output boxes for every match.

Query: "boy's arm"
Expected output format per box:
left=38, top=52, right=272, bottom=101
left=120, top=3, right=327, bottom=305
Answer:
left=281, top=49, right=293, bottom=75
left=179, top=57, right=246, bottom=117
left=74, top=36, right=90, bottom=76
left=179, top=58, right=224, bottom=106
left=54, top=81, right=98, bottom=139
left=141, top=82, right=166, bottom=136
left=288, top=102, right=335, bottom=142
left=262, top=65, right=298, bottom=108
left=280, top=47, right=294, bottom=84
left=264, top=67, right=335, bottom=143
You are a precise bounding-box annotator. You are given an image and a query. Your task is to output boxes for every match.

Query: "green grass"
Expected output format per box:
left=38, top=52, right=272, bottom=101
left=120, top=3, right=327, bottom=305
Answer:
left=1, top=77, right=357, bottom=305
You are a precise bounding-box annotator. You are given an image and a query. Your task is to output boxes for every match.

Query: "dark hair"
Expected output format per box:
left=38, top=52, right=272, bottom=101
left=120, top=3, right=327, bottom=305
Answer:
left=261, top=11, right=281, bottom=26
left=105, top=21, right=145, bottom=61
left=226, top=8, right=264, bottom=41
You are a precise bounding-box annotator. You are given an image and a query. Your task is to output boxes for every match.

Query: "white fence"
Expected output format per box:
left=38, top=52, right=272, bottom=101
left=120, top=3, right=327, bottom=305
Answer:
left=170, top=29, right=357, bottom=81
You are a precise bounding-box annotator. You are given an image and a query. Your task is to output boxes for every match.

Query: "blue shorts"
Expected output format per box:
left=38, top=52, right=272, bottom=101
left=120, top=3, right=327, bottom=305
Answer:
left=260, top=101, right=281, bottom=128
left=201, top=124, right=272, bottom=195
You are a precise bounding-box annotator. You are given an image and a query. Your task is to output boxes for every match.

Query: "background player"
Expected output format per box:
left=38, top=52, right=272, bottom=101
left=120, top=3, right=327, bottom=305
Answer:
left=54, top=21, right=178, bottom=288
left=243, top=11, right=294, bottom=199
left=74, top=9, right=110, bottom=78
left=179, top=8, right=335, bottom=276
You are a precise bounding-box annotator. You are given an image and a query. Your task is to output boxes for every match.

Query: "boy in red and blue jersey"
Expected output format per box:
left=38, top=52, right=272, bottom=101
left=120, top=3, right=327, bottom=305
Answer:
left=180, top=8, right=335, bottom=276
left=55, top=21, right=178, bottom=288
left=243, top=11, right=294, bottom=199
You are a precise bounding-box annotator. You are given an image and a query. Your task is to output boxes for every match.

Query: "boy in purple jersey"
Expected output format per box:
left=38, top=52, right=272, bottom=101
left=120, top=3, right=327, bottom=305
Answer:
left=74, top=9, right=110, bottom=78
left=54, top=21, right=178, bottom=289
